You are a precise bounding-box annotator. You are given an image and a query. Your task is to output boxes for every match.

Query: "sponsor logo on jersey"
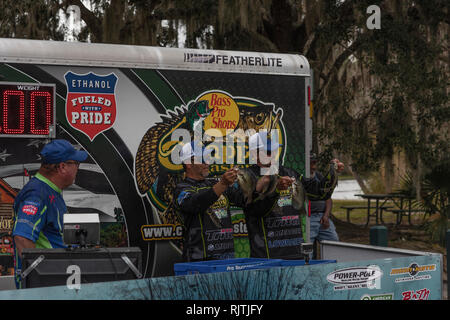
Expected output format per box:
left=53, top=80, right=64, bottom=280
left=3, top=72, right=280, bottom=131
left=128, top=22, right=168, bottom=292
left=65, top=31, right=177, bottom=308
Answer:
left=22, top=205, right=38, bottom=216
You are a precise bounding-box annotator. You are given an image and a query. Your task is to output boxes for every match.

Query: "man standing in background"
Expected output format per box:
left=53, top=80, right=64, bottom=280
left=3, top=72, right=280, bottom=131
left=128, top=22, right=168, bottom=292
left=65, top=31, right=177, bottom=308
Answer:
left=306, top=153, right=341, bottom=245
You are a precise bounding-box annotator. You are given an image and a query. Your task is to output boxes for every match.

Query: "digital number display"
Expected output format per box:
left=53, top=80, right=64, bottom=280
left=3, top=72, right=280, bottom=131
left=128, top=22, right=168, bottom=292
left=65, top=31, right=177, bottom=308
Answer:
left=0, top=82, right=56, bottom=137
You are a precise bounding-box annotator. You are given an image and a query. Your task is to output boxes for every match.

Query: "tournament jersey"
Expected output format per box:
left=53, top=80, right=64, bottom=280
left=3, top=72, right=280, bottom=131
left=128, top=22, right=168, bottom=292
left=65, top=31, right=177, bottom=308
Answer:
left=174, top=177, right=245, bottom=262
left=243, top=165, right=338, bottom=259
left=12, top=173, right=67, bottom=288
left=243, top=165, right=303, bottom=259
left=303, top=171, right=334, bottom=214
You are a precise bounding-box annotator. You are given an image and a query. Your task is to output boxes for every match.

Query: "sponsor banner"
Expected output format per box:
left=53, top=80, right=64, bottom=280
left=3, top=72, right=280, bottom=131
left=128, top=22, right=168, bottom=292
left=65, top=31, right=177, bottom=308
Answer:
left=390, top=262, right=436, bottom=283
left=2, top=254, right=441, bottom=300
left=321, top=255, right=442, bottom=299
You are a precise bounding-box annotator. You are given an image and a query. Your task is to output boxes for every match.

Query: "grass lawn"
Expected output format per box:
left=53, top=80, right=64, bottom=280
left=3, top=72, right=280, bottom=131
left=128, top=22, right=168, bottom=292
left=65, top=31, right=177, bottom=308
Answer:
left=330, top=198, right=445, bottom=256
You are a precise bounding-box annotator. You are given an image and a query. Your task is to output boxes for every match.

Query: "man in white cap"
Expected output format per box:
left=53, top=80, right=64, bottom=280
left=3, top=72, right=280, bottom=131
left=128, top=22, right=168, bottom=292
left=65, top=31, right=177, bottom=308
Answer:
left=173, top=140, right=280, bottom=262
left=243, top=132, right=344, bottom=259
left=12, top=139, right=88, bottom=288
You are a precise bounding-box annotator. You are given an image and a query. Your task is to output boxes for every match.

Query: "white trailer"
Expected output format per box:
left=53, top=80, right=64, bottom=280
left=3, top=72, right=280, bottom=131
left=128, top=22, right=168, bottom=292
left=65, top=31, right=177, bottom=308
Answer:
left=0, top=38, right=312, bottom=277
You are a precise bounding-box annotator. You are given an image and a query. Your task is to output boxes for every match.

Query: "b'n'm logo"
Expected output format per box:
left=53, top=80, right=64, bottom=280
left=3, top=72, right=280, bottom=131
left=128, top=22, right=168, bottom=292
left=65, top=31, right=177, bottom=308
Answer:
left=64, top=71, right=118, bottom=141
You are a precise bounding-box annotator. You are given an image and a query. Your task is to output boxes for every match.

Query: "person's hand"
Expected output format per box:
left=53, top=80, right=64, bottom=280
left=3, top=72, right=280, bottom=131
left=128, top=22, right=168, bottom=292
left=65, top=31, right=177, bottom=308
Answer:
left=276, top=176, right=294, bottom=191
left=320, top=215, right=330, bottom=229
left=214, top=168, right=238, bottom=196
left=220, top=168, right=238, bottom=186
left=331, top=159, right=345, bottom=173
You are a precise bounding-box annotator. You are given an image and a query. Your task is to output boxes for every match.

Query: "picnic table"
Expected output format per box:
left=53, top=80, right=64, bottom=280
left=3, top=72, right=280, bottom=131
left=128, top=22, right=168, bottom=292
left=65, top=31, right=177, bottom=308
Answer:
left=352, top=193, right=416, bottom=226
left=383, top=192, right=422, bottom=225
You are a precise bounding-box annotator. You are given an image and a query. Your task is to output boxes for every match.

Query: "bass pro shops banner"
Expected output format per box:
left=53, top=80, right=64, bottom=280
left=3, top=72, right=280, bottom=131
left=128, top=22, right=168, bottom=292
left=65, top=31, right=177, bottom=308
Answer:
left=0, top=62, right=306, bottom=277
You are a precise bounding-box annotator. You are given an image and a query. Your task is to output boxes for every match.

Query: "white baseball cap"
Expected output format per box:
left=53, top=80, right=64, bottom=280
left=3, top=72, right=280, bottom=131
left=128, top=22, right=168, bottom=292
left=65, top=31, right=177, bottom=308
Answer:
left=179, top=140, right=214, bottom=163
left=248, top=132, right=282, bottom=152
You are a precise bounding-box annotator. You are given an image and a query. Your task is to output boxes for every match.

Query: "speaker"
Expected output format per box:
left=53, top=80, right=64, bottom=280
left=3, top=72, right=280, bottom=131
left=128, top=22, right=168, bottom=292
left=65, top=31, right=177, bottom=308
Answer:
left=21, top=247, right=142, bottom=289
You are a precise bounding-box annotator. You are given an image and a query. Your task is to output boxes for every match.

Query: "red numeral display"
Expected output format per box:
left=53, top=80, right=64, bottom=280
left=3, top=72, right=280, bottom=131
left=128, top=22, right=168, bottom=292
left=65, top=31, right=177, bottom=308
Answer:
left=2, top=90, right=25, bottom=134
left=30, top=91, right=52, bottom=135
left=0, top=83, right=55, bottom=137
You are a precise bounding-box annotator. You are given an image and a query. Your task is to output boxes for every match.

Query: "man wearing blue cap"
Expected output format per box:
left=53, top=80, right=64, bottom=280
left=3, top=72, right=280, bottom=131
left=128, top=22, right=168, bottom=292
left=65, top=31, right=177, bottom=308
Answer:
left=243, top=132, right=343, bottom=259
left=12, top=139, right=88, bottom=288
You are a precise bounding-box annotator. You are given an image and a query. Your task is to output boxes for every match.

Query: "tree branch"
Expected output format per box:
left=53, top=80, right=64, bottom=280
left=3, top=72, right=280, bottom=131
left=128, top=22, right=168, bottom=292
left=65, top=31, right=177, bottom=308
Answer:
left=62, top=0, right=103, bottom=42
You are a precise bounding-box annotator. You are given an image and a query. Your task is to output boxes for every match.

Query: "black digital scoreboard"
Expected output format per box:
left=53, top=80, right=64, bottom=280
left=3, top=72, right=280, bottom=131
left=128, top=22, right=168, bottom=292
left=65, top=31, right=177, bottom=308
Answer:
left=0, top=82, right=56, bottom=138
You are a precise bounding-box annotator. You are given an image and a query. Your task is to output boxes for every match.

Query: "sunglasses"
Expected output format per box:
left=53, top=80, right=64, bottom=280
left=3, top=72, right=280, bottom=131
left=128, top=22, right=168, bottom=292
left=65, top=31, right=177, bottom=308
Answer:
left=65, top=160, right=80, bottom=167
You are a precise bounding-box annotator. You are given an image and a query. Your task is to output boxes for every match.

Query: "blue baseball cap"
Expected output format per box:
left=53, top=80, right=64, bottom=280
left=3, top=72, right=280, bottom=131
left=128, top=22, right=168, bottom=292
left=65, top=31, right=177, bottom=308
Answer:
left=40, top=139, right=88, bottom=164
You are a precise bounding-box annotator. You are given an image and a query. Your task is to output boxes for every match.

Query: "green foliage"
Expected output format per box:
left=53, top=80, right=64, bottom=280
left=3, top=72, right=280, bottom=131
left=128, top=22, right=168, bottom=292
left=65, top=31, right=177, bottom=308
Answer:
left=0, top=0, right=64, bottom=40
left=421, top=160, right=450, bottom=246
left=315, top=0, right=448, bottom=192
left=397, top=171, right=416, bottom=198
left=396, top=159, right=450, bottom=245
left=100, top=223, right=127, bottom=247
left=366, top=172, right=387, bottom=194
left=99, top=208, right=128, bottom=247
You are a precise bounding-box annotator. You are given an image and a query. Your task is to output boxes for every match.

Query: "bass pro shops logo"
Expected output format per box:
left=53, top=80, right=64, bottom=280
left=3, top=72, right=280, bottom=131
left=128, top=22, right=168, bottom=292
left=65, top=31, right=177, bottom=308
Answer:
left=64, top=72, right=118, bottom=141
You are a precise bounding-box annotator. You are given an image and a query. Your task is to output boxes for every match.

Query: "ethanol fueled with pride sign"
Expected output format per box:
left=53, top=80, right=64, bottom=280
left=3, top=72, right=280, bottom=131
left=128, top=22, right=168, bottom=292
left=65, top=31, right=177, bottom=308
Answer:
left=64, top=72, right=117, bottom=141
